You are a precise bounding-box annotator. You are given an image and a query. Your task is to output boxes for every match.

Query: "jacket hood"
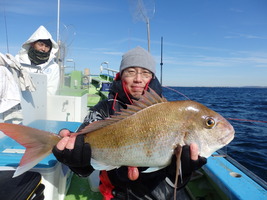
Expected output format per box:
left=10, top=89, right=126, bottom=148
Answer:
left=18, top=26, right=58, bottom=61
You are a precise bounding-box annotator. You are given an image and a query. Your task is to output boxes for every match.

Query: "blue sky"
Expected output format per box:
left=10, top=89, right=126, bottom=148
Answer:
left=0, top=0, right=267, bottom=87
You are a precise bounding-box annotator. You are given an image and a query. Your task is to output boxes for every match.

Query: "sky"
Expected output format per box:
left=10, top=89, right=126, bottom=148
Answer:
left=0, top=0, right=267, bottom=87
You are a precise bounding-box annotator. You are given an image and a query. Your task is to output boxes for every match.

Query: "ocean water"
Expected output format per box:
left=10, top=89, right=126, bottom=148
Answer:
left=162, top=87, right=267, bottom=182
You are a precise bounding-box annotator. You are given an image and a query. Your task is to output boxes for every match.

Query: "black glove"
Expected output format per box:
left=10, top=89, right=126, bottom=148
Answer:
left=167, top=145, right=207, bottom=185
left=181, top=145, right=207, bottom=177
left=52, top=134, right=94, bottom=177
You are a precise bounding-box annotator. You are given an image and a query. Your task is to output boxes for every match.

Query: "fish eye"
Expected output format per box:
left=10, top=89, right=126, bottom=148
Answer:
left=205, top=117, right=216, bottom=128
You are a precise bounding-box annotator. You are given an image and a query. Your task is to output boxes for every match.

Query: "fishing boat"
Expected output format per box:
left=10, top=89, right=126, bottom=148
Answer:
left=0, top=1, right=265, bottom=199
left=0, top=64, right=113, bottom=200
left=0, top=62, right=266, bottom=200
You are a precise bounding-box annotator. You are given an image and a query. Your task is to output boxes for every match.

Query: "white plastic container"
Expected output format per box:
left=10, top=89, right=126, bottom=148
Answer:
left=31, top=162, right=73, bottom=200
left=0, top=138, right=72, bottom=200
left=0, top=120, right=81, bottom=200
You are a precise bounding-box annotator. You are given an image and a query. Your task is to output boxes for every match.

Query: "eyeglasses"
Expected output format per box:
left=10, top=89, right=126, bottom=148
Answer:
left=123, top=68, right=153, bottom=79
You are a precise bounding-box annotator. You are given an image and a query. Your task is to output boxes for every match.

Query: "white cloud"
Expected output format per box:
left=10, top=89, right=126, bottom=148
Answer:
left=224, top=32, right=267, bottom=40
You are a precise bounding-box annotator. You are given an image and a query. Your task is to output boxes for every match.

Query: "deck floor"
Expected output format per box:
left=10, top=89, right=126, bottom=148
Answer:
left=65, top=174, right=102, bottom=200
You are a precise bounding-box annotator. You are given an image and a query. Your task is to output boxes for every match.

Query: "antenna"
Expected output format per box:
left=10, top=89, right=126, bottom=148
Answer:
left=160, top=37, right=163, bottom=85
left=57, top=0, right=60, bottom=43
left=56, top=0, right=64, bottom=87
left=129, top=0, right=155, bottom=52
left=54, top=0, right=75, bottom=87
left=3, top=2, right=9, bottom=53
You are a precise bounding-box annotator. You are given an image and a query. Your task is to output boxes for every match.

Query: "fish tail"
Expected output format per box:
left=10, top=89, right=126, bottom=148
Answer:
left=0, top=123, right=61, bottom=177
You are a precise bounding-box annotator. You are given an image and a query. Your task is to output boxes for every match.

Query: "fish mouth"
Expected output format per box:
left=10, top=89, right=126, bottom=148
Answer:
left=219, top=127, right=235, bottom=145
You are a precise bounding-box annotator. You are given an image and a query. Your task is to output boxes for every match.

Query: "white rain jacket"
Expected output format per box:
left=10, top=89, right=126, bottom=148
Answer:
left=0, top=52, right=35, bottom=123
left=0, top=54, right=20, bottom=113
left=16, top=25, right=60, bottom=95
left=0, top=52, right=36, bottom=110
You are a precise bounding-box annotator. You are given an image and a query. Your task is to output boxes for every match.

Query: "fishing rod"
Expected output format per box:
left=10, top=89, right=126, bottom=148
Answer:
left=163, top=86, right=190, bottom=100
left=227, top=118, right=267, bottom=124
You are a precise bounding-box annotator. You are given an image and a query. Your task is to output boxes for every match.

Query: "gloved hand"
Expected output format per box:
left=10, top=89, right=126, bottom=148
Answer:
left=167, top=145, right=207, bottom=184
left=52, top=133, right=94, bottom=177
left=181, top=145, right=207, bottom=176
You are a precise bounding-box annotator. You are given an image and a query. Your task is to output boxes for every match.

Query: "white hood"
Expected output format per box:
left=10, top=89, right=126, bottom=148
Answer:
left=16, top=26, right=60, bottom=95
left=18, top=25, right=59, bottom=63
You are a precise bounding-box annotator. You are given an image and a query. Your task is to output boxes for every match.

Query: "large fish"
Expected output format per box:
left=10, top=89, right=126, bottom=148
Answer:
left=0, top=89, right=235, bottom=177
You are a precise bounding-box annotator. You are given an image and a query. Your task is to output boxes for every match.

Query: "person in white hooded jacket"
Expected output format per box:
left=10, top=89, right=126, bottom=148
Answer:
left=16, top=25, right=59, bottom=95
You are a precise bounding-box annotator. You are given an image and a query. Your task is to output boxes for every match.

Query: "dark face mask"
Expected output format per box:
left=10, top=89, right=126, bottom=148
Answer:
left=28, top=46, right=50, bottom=65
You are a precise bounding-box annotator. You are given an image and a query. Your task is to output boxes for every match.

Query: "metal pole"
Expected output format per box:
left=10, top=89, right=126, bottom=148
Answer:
left=3, top=4, right=9, bottom=53
left=57, top=0, right=64, bottom=88
left=160, top=37, right=163, bottom=85
left=57, top=0, right=60, bottom=43
left=146, top=18, right=150, bottom=52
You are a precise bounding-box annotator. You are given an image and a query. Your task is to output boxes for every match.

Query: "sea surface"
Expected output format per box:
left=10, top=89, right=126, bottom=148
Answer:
left=162, top=87, right=267, bottom=182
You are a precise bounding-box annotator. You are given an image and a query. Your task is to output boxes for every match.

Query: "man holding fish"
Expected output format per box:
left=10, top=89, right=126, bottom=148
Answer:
left=0, top=46, right=234, bottom=199
left=53, top=46, right=208, bottom=199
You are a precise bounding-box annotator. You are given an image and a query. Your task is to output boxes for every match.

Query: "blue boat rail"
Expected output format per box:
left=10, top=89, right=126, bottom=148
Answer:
left=203, top=150, right=267, bottom=200
left=216, top=150, right=267, bottom=191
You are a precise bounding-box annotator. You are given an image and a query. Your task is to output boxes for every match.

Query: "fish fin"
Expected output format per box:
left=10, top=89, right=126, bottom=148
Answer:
left=13, top=151, right=51, bottom=177
left=145, top=88, right=168, bottom=104
left=78, top=88, right=168, bottom=134
left=141, top=166, right=166, bottom=173
left=77, top=119, right=117, bottom=135
left=125, top=88, right=167, bottom=113
left=90, top=158, right=118, bottom=171
left=0, top=123, right=60, bottom=177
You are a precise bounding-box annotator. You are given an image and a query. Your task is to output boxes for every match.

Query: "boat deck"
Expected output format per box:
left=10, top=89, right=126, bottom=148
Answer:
left=65, top=174, right=102, bottom=200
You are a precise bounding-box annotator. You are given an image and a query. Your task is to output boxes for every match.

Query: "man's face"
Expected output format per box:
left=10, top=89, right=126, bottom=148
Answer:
left=121, top=67, right=153, bottom=99
left=32, top=41, right=51, bottom=53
